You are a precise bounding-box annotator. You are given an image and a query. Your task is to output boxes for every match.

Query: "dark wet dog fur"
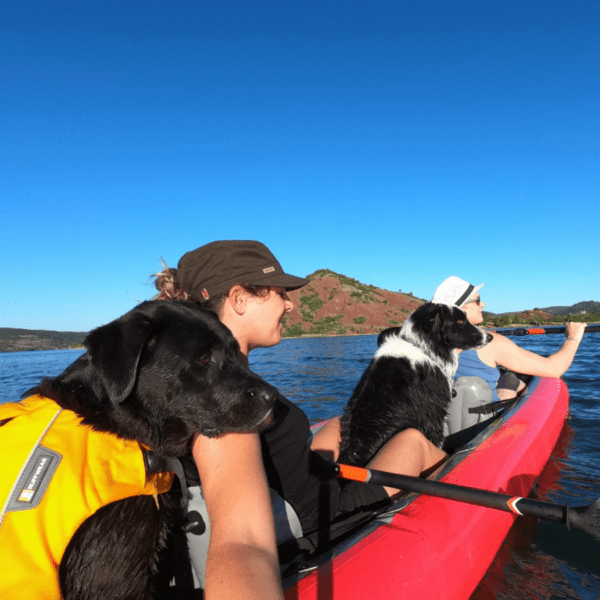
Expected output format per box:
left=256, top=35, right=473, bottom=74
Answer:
left=339, top=302, right=492, bottom=466
left=25, top=301, right=277, bottom=600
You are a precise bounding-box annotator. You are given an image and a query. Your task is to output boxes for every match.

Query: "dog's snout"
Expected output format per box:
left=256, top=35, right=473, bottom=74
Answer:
left=486, top=333, right=493, bottom=343
left=244, top=371, right=279, bottom=405
left=251, top=383, right=279, bottom=408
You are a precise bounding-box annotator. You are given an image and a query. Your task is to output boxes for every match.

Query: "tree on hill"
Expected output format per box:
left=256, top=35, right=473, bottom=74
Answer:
left=494, top=315, right=511, bottom=328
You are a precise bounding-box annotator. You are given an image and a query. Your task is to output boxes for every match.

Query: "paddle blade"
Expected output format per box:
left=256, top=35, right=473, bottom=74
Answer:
left=568, top=498, right=600, bottom=541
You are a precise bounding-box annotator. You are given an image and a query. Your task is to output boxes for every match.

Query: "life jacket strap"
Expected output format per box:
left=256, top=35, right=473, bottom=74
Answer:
left=142, top=450, right=206, bottom=536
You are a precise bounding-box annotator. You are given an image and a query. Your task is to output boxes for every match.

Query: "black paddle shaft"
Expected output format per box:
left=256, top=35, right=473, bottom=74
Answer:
left=336, top=465, right=600, bottom=541
left=493, top=324, right=600, bottom=336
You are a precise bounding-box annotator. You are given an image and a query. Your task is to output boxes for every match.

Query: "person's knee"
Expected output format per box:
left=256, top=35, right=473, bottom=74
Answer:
left=390, top=427, right=428, bottom=448
left=393, top=428, right=447, bottom=472
left=370, top=427, right=424, bottom=463
left=391, top=428, right=444, bottom=461
left=497, top=371, right=521, bottom=392
left=497, top=388, right=517, bottom=400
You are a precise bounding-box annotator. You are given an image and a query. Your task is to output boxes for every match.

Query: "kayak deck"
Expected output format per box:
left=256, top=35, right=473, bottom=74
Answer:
left=283, top=377, right=569, bottom=600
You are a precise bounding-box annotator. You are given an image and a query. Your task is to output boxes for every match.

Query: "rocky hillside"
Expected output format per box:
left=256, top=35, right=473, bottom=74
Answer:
left=283, top=269, right=425, bottom=337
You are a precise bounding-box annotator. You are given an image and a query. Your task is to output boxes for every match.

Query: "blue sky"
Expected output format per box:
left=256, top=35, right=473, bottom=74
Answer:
left=2, top=1, right=599, bottom=332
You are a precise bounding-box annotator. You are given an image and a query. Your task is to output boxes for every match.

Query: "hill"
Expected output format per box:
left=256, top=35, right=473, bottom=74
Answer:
left=0, top=328, right=86, bottom=353
left=539, top=301, right=600, bottom=317
left=283, top=270, right=599, bottom=335
left=489, top=303, right=600, bottom=328
left=282, top=269, right=425, bottom=337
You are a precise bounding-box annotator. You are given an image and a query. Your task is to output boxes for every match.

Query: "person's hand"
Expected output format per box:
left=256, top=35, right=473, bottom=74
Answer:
left=565, top=322, right=586, bottom=343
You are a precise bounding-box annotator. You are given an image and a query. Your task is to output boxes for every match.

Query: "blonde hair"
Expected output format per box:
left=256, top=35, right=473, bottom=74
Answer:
left=153, top=259, right=190, bottom=301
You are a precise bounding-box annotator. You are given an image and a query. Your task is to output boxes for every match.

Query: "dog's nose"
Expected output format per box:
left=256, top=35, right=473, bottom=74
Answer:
left=486, top=333, right=493, bottom=343
left=250, top=384, right=279, bottom=408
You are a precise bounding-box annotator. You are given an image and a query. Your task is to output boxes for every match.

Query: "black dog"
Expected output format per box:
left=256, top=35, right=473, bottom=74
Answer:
left=5, top=301, right=277, bottom=600
left=339, top=302, right=492, bottom=466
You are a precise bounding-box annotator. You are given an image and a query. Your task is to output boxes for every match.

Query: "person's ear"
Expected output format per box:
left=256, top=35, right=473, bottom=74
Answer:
left=226, top=285, right=248, bottom=315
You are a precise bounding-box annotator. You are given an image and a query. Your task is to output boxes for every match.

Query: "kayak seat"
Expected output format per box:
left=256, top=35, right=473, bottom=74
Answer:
left=447, top=376, right=494, bottom=434
left=178, top=484, right=381, bottom=589
left=443, top=377, right=498, bottom=451
left=182, top=484, right=303, bottom=590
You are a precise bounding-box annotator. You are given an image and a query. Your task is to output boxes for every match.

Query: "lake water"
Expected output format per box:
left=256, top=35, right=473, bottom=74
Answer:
left=1, top=333, right=599, bottom=599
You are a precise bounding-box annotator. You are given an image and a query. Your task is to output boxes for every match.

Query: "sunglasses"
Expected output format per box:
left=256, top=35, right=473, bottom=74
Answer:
left=465, top=297, right=481, bottom=306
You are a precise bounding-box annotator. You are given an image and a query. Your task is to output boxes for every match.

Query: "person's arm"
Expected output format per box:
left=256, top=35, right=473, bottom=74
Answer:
left=192, top=432, right=283, bottom=600
left=489, top=322, right=586, bottom=378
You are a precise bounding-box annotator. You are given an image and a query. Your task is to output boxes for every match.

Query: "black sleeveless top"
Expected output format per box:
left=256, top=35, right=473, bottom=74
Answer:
left=260, top=397, right=389, bottom=537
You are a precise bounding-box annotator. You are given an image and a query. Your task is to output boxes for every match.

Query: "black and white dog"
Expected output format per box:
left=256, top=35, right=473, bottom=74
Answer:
left=339, top=302, right=492, bottom=466
left=1, top=301, right=277, bottom=600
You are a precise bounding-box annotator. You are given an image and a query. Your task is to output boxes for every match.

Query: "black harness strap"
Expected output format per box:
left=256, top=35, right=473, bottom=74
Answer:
left=143, top=450, right=206, bottom=535
left=468, top=398, right=519, bottom=416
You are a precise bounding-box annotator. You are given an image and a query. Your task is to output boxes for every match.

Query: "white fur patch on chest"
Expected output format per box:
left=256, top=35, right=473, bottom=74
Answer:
left=374, top=333, right=458, bottom=388
left=375, top=336, right=431, bottom=367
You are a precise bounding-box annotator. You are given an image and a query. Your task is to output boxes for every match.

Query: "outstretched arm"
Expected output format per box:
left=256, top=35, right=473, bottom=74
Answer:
left=490, top=322, right=586, bottom=378
left=192, top=432, right=283, bottom=600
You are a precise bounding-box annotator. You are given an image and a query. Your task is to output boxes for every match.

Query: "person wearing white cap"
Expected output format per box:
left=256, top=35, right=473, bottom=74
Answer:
left=431, top=276, right=485, bottom=308
left=432, top=276, right=587, bottom=403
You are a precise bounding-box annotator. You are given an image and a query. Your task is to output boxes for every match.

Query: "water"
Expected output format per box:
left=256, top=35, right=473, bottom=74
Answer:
left=2, top=335, right=599, bottom=599
left=0, top=348, right=86, bottom=401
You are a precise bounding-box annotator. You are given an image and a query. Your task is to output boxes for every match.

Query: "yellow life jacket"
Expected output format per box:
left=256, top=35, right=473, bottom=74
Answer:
left=0, top=395, right=174, bottom=600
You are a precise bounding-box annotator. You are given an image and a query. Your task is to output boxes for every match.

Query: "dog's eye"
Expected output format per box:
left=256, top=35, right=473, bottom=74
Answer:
left=456, top=320, right=464, bottom=325
left=197, top=353, right=211, bottom=364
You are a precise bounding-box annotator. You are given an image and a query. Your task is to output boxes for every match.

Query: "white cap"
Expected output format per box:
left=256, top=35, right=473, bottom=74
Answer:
left=432, top=276, right=484, bottom=307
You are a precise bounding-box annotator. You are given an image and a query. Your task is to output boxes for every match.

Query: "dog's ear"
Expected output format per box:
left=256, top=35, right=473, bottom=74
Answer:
left=427, top=304, right=449, bottom=334
left=84, top=310, right=154, bottom=404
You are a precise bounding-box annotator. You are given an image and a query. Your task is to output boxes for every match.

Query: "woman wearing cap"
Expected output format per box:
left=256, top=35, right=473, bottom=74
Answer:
left=154, top=240, right=447, bottom=595
left=432, top=276, right=587, bottom=402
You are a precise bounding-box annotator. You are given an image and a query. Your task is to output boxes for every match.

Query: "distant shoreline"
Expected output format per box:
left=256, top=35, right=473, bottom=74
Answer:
left=0, top=346, right=85, bottom=354
left=3, top=323, right=598, bottom=352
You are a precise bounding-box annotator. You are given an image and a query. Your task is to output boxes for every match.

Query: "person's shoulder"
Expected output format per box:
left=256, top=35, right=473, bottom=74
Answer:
left=475, top=330, right=502, bottom=355
left=484, top=330, right=522, bottom=360
left=488, top=331, right=511, bottom=345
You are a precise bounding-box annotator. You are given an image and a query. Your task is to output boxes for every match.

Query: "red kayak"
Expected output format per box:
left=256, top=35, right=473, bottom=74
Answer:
left=283, top=377, right=569, bottom=600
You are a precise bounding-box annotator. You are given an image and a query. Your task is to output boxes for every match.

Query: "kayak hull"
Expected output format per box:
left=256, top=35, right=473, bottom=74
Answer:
left=284, top=377, right=569, bottom=600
